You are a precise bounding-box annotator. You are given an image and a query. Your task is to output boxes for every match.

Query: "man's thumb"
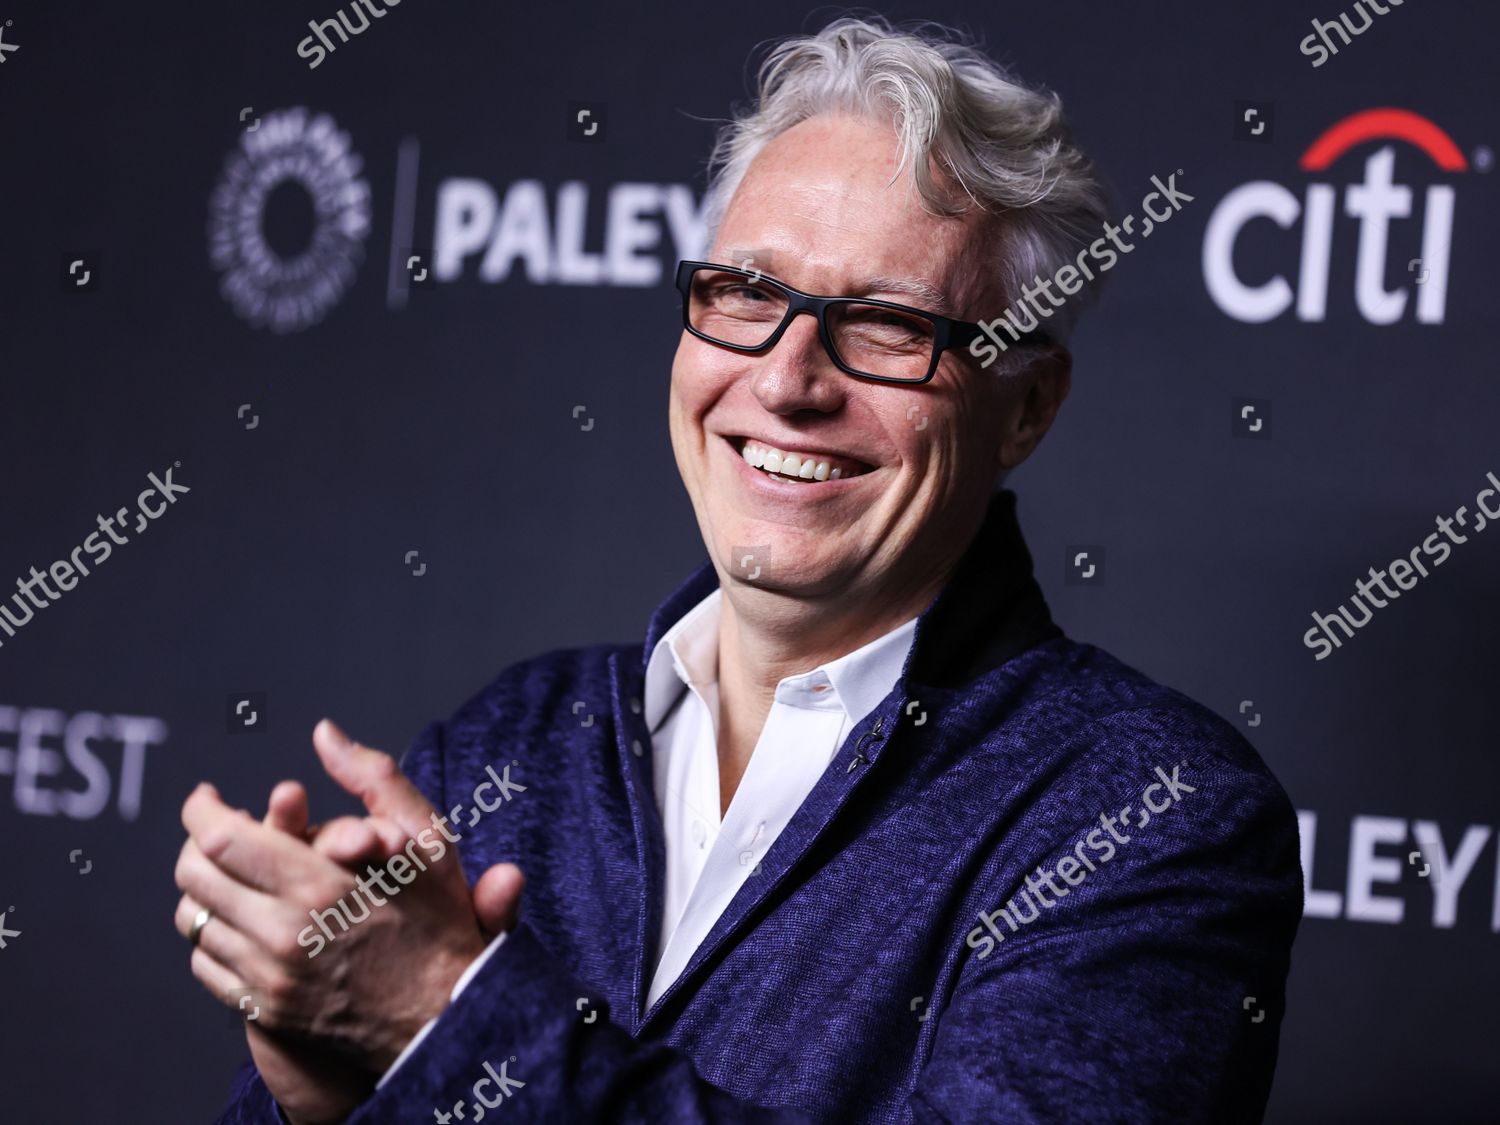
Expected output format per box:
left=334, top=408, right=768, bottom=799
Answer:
left=312, top=717, right=432, bottom=834
left=473, top=863, right=525, bottom=938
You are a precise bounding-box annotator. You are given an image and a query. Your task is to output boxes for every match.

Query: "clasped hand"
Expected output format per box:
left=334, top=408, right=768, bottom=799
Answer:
left=174, top=719, right=523, bottom=1125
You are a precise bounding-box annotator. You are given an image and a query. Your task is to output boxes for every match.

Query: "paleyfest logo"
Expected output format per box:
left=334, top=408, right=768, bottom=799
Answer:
left=1203, top=108, right=1470, bottom=325
left=208, top=107, right=373, bottom=333
left=207, top=110, right=706, bottom=330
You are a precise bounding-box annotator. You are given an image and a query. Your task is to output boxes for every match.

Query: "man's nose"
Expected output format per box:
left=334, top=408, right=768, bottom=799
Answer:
left=747, top=310, right=845, bottom=414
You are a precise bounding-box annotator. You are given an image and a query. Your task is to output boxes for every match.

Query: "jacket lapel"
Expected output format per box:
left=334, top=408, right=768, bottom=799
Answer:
left=609, top=561, right=722, bottom=1024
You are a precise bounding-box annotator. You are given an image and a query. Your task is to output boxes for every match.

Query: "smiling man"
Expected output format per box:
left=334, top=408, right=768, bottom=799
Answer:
left=180, top=16, right=1302, bottom=1124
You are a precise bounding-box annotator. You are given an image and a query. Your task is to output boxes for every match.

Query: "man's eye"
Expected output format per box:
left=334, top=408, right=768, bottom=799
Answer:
left=702, top=281, right=781, bottom=316
left=839, top=309, right=931, bottom=348
left=875, top=312, right=923, bottom=334
left=722, top=285, right=772, bottom=303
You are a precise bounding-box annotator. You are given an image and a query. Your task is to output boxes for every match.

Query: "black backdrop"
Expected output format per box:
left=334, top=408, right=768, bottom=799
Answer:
left=1, top=1, right=1497, bottom=1121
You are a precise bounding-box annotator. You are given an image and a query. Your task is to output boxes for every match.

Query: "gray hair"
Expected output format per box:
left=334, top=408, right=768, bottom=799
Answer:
left=701, top=16, right=1112, bottom=357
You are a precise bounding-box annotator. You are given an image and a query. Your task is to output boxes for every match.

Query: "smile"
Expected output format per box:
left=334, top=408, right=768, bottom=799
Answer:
left=729, top=437, right=876, bottom=485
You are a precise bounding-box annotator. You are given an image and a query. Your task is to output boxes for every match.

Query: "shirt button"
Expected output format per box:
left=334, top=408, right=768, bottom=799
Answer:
left=692, top=820, right=707, bottom=848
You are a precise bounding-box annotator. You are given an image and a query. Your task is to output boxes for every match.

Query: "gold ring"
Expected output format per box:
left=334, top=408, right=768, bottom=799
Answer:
left=189, top=907, right=213, bottom=947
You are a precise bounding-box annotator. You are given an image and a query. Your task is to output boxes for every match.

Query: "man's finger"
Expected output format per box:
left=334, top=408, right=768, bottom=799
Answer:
left=365, top=815, right=421, bottom=861
left=190, top=945, right=248, bottom=1009
left=312, top=719, right=435, bottom=835
left=175, top=837, right=296, bottom=947
left=308, top=816, right=386, bottom=866
left=264, top=780, right=309, bottom=837
left=182, top=783, right=330, bottom=894
left=473, top=863, right=525, bottom=938
left=174, top=894, right=273, bottom=985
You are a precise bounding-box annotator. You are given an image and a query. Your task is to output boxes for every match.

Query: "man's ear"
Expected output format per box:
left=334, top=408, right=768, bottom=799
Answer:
left=996, top=348, right=1072, bottom=470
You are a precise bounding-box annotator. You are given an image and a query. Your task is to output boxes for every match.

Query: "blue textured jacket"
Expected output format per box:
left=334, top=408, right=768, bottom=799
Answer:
left=218, top=491, right=1303, bottom=1123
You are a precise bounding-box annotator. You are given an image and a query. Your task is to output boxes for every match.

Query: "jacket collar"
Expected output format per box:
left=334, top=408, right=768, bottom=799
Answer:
left=902, top=488, right=1064, bottom=688
left=639, top=489, right=1062, bottom=691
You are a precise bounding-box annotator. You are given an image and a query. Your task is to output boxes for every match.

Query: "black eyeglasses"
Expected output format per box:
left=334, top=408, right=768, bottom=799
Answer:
left=675, top=259, right=1050, bottom=384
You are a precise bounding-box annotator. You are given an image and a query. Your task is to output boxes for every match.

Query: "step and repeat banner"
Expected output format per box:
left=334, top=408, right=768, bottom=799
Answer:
left=0, top=1, right=1495, bottom=1121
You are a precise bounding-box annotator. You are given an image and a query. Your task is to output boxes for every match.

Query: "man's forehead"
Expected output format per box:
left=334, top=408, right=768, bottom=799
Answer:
left=723, top=171, right=968, bottom=256
left=713, top=120, right=993, bottom=310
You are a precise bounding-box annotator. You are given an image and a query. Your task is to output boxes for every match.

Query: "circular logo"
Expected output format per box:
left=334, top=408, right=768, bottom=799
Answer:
left=208, top=107, right=372, bottom=333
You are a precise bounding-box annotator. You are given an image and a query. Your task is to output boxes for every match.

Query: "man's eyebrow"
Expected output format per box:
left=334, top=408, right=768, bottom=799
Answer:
left=722, top=249, right=779, bottom=275
left=718, top=254, right=956, bottom=314
left=857, top=276, right=955, bottom=314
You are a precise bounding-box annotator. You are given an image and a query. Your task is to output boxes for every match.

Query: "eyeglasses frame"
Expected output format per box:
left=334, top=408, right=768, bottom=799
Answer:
left=674, top=259, right=1052, bottom=385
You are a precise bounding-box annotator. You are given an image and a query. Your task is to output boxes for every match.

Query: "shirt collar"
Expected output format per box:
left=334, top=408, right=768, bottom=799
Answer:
left=814, top=615, right=918, bottom=726
left=643, top=586, right=917, bottom=734
left=643, top=588, right=722, bottom=731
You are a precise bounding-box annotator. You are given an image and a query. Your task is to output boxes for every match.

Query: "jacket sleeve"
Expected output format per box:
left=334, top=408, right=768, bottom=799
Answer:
left=209, top=922, right=818, bottom=1123
left=344, top=919, right=821, bottom=1123
left=212, top=1062, right=288, bottom=1124
left=910, top=708, right=1304, bottom=1123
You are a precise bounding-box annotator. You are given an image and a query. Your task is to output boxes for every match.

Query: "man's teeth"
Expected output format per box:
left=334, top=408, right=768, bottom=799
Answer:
left=739, top=440, right=858, bottom=481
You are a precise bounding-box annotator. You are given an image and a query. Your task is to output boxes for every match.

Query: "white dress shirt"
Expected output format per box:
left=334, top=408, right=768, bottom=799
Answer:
left=374, top=587, right=916, bottom=1088
left=641, top=587, right=917, bottom=1008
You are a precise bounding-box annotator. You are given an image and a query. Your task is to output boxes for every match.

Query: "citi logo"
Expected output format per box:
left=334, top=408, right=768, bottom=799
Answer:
left=1203, top=108, right=1468, bottom=325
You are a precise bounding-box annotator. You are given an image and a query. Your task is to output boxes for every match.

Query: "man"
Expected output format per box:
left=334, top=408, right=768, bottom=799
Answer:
left=176, top=16, right=1302, bottom=1123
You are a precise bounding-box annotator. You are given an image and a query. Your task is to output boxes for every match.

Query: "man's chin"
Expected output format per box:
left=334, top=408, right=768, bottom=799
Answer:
left=716, top=538, right=854, bottom=597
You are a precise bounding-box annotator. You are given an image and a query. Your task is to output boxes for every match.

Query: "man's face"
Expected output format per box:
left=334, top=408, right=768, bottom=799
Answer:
left=669, top=113, right=1049, bottom=602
